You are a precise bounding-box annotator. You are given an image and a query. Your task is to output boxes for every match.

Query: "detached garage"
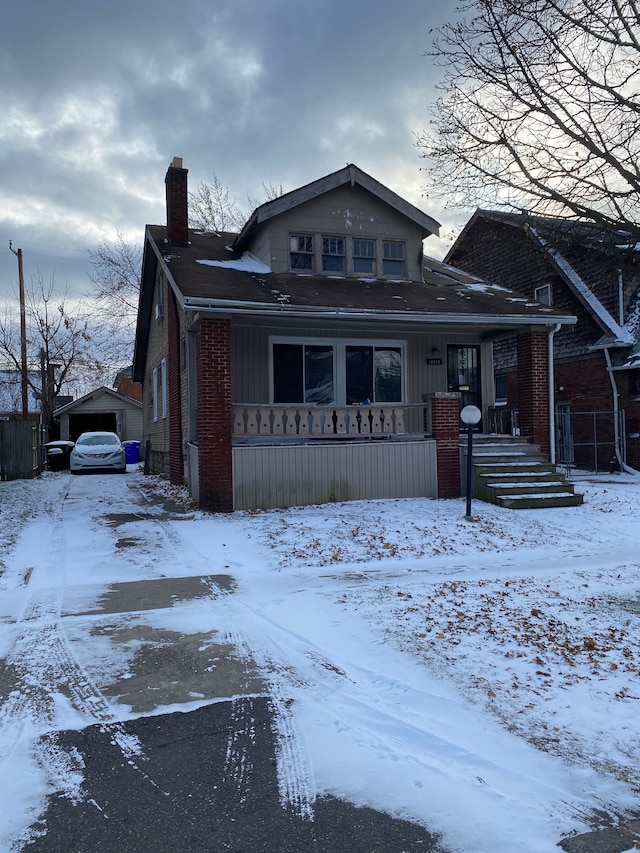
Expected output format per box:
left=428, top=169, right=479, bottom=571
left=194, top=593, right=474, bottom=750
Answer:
left=55, top=387, right=143, bottom=443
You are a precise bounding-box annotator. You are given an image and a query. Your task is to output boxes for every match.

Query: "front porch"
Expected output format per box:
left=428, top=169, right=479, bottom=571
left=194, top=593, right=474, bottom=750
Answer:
left=219, top=394, right=458, bottom=510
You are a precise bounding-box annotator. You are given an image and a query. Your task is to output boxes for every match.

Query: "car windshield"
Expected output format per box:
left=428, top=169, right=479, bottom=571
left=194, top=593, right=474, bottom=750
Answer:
left=78, top=434, right=120, bottom=447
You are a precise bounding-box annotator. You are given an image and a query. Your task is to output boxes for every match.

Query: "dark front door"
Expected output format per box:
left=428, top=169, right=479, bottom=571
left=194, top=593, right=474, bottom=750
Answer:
left=447, top=345, right=482, bottom=420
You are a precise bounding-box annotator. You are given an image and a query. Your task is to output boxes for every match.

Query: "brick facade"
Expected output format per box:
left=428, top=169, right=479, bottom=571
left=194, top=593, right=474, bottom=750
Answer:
left=517, top=331, right=550, bottom=454
left=197, top=317, right=233, bottom=512
left=430, top=393, right=462, bottom=498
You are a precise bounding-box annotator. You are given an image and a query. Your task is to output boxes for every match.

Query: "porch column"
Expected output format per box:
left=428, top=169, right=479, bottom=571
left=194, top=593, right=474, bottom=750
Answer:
left=167, top=288, right=184, bottom=485
left=430, top=392, right=461, bottom=498
left=197, top=317, right=233, bottom=512
left=517, top=330, right=550, bottom=455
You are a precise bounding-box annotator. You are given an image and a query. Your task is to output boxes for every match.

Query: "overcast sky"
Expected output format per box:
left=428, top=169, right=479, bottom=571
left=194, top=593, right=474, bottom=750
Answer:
left=0, top=0, right=464, bottom=315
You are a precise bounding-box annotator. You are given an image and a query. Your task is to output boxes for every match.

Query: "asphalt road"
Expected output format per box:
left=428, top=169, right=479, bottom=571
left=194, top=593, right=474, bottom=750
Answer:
left=6, top=473, right=445, bottom=853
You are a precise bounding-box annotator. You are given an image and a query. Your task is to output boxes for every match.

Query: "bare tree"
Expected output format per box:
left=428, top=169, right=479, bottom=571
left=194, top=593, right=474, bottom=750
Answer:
left=418, top=0, right=640, bottom=236
left=0, top=272, right=110, bottom=429
left=191, top=174, right=286, bottom=233
left=189, top=174, right=247, bottom=233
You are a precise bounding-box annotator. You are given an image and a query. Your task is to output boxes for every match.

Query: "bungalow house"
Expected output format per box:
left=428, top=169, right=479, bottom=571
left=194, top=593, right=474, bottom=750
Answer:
left=132, top=159, right=577, bottom=511
left=446, top=212, right=640, bottom=472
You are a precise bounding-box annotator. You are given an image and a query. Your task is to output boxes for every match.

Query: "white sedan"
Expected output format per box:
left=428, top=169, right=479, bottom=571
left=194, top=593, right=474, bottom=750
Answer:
left=70, top=431, right=127, bottom=474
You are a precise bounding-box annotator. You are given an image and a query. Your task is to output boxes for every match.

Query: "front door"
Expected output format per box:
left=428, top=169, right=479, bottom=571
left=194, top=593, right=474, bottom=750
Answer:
left=447, top=345, right=482, bottom=421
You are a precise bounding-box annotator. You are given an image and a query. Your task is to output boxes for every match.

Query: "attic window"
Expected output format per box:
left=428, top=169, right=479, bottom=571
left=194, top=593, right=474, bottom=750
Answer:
left=322, top=237, right=345, bottom=272
left=353, top=239, right=376, bottom=274
left=383, top=241, right=405, bottom=276
left=534, top=283, right=552, bottom=306
left=290, top=234, right=313, bottom=270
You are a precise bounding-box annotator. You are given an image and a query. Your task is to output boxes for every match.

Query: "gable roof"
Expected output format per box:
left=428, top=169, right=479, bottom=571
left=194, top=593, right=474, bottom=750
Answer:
left=232, top=164, right=441, bottom=251
left=53, top=386, right=142, bottom=417
left=449, top=210, right=639, bottom=347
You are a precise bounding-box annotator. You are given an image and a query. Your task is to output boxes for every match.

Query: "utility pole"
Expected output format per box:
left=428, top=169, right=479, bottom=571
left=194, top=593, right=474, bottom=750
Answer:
left=9, top=242, right=29, bottom=418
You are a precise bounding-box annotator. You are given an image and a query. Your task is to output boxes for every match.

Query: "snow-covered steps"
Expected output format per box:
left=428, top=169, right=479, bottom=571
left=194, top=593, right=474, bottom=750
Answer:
left=461, top=435, right=584, bottom=509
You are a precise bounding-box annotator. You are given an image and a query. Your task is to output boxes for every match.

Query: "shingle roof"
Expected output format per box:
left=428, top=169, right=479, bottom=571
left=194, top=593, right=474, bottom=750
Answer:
left=145, top=226, right=572, bottom=323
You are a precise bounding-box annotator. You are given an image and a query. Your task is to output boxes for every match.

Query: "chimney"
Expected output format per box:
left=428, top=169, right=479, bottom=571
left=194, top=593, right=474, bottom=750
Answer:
left=165, top=156, right=189, bottom=246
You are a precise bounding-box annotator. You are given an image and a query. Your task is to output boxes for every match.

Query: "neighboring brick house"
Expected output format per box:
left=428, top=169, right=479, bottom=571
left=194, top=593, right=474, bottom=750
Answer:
left=446, top=211, right=640, bottom=471
left=132, top=160, right=576, bottom=511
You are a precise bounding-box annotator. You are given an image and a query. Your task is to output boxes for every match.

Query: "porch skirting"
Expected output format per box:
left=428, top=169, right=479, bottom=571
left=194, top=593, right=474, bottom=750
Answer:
left=232, top=439, right=437, bottom=510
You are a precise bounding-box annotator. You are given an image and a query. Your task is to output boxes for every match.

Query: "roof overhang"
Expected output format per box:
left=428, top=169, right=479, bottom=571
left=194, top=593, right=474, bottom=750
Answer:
left=180, top=295, right=576, bottom=328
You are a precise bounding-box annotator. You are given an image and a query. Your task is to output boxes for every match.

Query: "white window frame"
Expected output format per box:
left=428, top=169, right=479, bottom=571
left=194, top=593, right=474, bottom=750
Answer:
left=269, top=336, right=406, bottom=405
left=352, top=238, right=376, bottom=275
left=290, top=233, right=314, bottom=271
left=382, top=240, right=406, bottom=277
left=161, top=357, right=168, bottom=419
left=152, top=366, right=159, bottom=422
left=321, top=236, right=345, bottom=273
left=534, top=283, right=552, bottom=305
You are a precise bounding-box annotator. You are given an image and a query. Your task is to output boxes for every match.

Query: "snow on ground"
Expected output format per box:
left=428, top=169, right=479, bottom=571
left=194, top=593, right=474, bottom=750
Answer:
left=1, top=469, right=640, bottom=852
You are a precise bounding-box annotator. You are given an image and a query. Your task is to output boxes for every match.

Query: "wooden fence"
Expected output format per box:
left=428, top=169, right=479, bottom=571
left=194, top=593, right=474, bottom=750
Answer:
left=0, top=420, right=45, bottom=481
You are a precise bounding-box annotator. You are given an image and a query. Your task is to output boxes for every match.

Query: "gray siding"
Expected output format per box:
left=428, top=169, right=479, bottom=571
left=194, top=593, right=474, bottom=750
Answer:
left=231, top=318, right=494, bottom=411
left=233, top=439, right=437, bottom=510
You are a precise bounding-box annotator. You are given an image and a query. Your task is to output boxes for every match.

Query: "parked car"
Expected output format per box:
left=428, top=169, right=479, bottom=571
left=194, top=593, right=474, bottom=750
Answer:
left=70, top=431, right=127, bottom=474
left=44, top=440, right=76, bottom=471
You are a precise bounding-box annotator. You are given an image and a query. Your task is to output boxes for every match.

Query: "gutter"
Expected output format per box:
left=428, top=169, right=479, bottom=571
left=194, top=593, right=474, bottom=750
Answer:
left=180, top=297, right=577, bottom=328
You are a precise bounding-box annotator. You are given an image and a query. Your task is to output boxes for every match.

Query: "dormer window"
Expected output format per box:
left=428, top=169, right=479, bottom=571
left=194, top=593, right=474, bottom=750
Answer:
left=322, top=237, right=345, bottom=272
left=383, top=241, right=405, bottom=276
left=353, top=239, right=376, bottom=274
left=290, top=234, right=313, bottom=270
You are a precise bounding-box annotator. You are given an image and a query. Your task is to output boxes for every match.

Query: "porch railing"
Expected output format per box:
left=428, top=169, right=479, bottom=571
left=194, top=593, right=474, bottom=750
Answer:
left=232, top=403, right=431, bottom=438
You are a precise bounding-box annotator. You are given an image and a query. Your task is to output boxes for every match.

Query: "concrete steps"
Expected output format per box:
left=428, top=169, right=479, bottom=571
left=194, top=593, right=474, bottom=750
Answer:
left=463, top=436, right=583, bottom=509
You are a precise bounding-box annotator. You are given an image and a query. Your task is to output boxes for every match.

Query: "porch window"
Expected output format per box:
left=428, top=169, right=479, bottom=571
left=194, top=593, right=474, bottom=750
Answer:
left=271, top=338, right=405, bottom=405
left=382, top=241, right=405, bottom=277
left=346, top=346, right=402, bottom=403
left=273, top=343, right=335, bottom=404
left=353, top=239, right=376, bottom=275
left=322, top=236, right=345, bottom=272
left=290, top=234, right=313, bottom=270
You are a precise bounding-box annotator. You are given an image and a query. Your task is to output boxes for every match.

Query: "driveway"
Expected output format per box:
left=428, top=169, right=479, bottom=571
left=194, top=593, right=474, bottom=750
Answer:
left=0, top=472, right=445, bottom=853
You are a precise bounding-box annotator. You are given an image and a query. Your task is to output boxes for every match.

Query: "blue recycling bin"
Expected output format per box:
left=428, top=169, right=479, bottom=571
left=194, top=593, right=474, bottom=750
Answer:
left=123, top=441, right=141, bottom=464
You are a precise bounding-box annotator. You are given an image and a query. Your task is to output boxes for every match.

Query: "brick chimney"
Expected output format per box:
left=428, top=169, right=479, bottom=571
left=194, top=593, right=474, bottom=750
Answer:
left=165, top=156, right=189, bottom=246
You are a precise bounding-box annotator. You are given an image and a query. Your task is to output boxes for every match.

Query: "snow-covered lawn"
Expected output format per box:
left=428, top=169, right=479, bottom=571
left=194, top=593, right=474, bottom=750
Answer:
left=1, top=470, right=639, bottom=852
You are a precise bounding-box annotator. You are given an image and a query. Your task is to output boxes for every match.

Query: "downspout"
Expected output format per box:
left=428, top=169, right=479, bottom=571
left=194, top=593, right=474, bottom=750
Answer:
left=604, top=347, right=638, bottom=474
left=618, top=269, right=624, bottom=327
left=548, top=324, right=561, bottom=465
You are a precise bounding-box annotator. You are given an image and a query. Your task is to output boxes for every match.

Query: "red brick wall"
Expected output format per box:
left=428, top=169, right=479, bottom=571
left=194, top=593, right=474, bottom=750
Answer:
left=168, top=289, right=184, bottom=485
left=431, top=393, right=461, bottom=498
left=165, top=162, right=189, bottom=247
left=517, top=331, right=550, bottom=454
left=197, top=317, right=233, bottom=512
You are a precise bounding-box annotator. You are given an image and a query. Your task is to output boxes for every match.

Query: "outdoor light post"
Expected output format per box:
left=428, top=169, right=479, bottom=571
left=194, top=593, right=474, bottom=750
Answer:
left=460, top=404, right=482, bottom=520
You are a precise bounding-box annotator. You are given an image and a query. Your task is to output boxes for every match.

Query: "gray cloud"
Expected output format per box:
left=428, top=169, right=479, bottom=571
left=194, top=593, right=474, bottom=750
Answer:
left=0, top=0, right=463, bottom=316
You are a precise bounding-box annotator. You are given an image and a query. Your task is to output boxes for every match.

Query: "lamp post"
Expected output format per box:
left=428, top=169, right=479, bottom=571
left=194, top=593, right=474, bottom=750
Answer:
left=460, top=404, right=482, bottom=520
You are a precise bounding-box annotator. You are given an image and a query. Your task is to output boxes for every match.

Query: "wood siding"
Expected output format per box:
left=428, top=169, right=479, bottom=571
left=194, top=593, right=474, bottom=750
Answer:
left=231, top=318, right=493, bottom=412
left=232, top=439, right=437, bottom=510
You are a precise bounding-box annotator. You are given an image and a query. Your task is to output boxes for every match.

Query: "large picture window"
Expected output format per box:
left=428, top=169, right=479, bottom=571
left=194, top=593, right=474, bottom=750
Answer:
left=272, top=338, right=404, bottom=405
left=346, top=346, right=402, bottom=403
left=273, top=344, right=334, bottom=404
